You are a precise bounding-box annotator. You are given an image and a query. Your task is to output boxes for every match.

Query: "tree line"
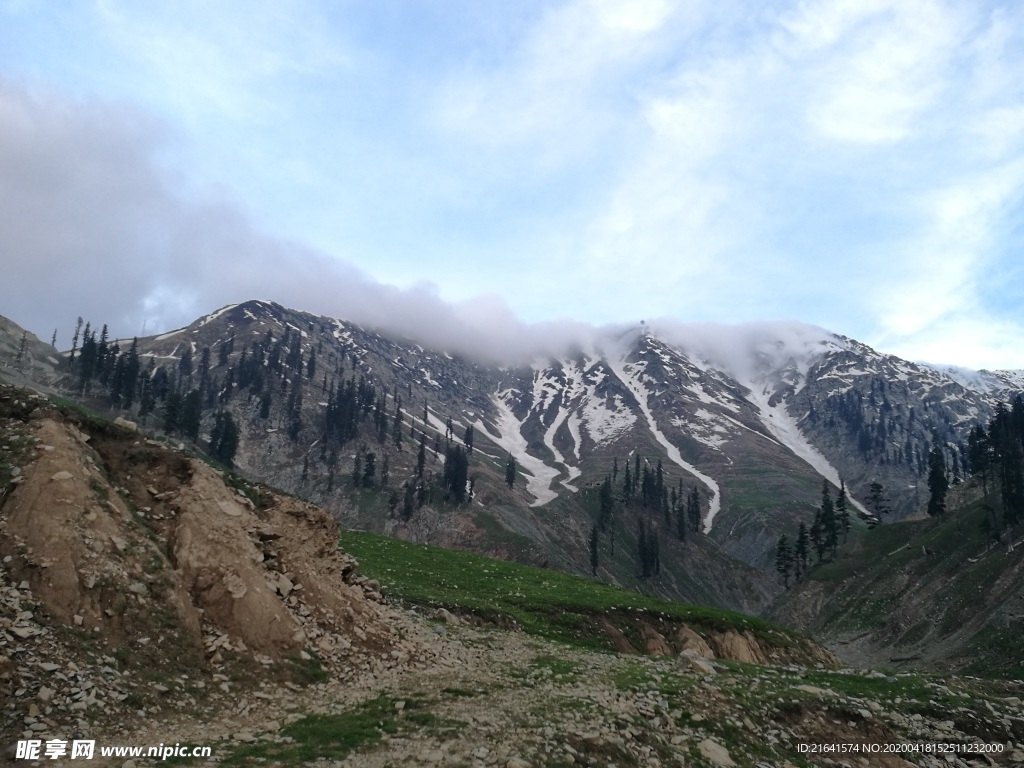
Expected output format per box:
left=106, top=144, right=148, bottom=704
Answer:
left=588, top=455, right=707, bottom=580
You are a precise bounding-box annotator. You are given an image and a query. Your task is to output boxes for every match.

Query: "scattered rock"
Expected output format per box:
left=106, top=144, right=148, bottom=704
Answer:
left=698, top=738, right=736, bottom=767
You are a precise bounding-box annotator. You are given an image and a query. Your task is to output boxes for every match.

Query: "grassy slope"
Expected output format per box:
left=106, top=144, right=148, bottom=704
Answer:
left=340, top=529, right=808, bottom=658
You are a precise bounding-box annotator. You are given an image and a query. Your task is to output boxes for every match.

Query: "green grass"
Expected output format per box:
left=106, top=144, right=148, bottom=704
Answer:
left=528, top=654, right=579, bottom=677
left=339, top=529, right=804, bottom=654
left=221, top=695, right=436, bottom=766
left=472, top=511, right=536, bottom=554
left=283, top=652, right=330, bottom=687
left=962, top=620, right=1024, bottom=679
left=610, top=659, right=651, bottom=691
left=46, top=393, right=111, bottom=425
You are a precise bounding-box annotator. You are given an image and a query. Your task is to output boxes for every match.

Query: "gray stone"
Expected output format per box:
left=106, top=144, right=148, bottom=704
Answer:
left=698, top=739, right=736, bottom=767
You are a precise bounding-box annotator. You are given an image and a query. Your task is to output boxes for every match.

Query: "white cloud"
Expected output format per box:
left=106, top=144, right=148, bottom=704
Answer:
left=93, top=0, right=345, bottom=126
left=779, top=0, right=961, bottom=144
left=891, top=158, right=1024, bottom=318
left=886, top=314, right=1024, bottom=371
left=5, top=0, right=1024, bottom=370
left=590, top=0, right=673, bottom=33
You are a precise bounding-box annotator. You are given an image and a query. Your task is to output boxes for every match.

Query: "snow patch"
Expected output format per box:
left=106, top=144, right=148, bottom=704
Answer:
left=745, top=383, right=871, bottom=517
left=677, top=409, right=730, bottom=451
left=196, top=304, right=238, bottom=327
left=541, top=401, right=580, bottom=492
left=474, top=395, right=560, bottom=507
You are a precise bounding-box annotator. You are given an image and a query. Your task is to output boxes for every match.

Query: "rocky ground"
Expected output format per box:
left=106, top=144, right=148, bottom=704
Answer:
left=7, top=575, right=1024, bottom=768
left=4, top=384, right=1024, bottom=767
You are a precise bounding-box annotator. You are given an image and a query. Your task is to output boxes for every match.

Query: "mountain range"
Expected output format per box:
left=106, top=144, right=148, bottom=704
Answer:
left=4, top=298, right=1021, bottom=621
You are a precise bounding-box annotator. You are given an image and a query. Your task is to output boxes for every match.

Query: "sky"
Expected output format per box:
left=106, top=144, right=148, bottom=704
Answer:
left=1, top=0, right=1023, bottom=369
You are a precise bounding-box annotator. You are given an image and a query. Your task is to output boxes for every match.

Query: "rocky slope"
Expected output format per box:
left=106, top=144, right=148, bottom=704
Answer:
left=0, top=383, right=415, bottom=750
left=3, top=383, right=1024, bottom=767
left=0, top=315, right=62, bottom=389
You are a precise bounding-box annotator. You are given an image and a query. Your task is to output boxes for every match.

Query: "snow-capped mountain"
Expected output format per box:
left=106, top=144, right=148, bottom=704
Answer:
left=19, top=300, right=1021, bottom=614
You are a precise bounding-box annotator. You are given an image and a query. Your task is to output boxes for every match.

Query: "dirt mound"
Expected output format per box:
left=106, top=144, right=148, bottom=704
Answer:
left=1, top=414, right=396, bottom=664
left=0, top=393, right=407, bottom=688
left=707, top=628, right=769, bottom=665
left=676, top=624, right=716, bottom=658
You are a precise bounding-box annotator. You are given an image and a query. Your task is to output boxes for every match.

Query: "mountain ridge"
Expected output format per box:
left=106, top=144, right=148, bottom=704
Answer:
left=4, top=300, right=1024, bottom=617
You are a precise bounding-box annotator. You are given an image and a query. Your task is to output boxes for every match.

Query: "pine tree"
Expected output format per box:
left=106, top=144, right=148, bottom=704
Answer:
left=119, top=338, right=141, bottom=410
left=209, top=411, right=240, bottom=467
left=69, top=317, right=83, bottom=363
left=810, top=509, right=824, bottom=563
left=180, top=389, right=202, bottom=441
left=927, top=442, right=949, bottom=518
left=999, top=438, right=1024, bottom=530
left=775, top=534, right=793, bottom=588
left=217, top=338, right=230, bottom=368
left=178, top=345, right=193, bottom=379
left=968, top=424, right=992, bottom=496
left=867, top=481, right=891, bottom=519
left=589, top=525, right=599, bottom=576
left=637, top=519, right=660, bottom=577
left=96, top=324, right=109, bottom=381
left=505, top=454, right=516, bottom=488
left=836, top=480, right=850, bottom=543
left=163, top=390, right=182, bottom=434
left=464, top=424, right=474, bottom=454
left=13, top=332, right=28, bottom=373
left=795, top=522, right=809, bottom=580
left=638, top=518, right=649, bottom=577
left=77, top=322, right=95, bottom=392
left=443, top=444, right=469, bottom=503
left=392, top=400, right=403, bottom=450
left=402, top=482, right=415, bottom=520
left=819, top=481, right=838, bottom=560
left=362, top=451, right=377, bottom=488
left=417, top=435, right=427, bottom=479
left=688, top=487, right=701, bottom=533
left=598, top=475, right=614, bottom=530
left=676, top=487, right=687, bottom=541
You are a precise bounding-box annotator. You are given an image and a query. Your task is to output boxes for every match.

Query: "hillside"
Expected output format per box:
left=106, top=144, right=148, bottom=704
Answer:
left=3, top=302, right=1023, bottom=618
left=769, top=478, right=1024, bottom=679
left=0, top=315, right=63, bottom=389
left=4, top=382, right=1024, bottom=766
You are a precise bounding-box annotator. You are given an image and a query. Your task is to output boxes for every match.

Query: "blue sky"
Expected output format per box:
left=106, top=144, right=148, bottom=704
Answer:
left=2, top=0, right=1023, bottom=368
